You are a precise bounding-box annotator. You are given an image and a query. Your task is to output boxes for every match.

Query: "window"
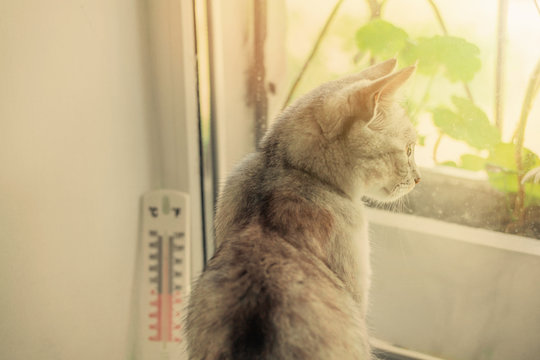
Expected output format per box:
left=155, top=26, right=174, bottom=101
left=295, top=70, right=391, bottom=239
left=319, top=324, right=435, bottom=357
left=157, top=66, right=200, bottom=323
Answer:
left=283, top=0, right=540, bottom=239
left=280, top=2, right=540, bottom=359
left=196, top=1, right=540, bottom=359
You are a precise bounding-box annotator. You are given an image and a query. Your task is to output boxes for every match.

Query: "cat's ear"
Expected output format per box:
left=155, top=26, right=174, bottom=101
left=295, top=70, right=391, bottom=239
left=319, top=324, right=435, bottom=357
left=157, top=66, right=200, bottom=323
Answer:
left=350, top=58, right=397, bottom=81
left=347, top=65, right=416, bottom=124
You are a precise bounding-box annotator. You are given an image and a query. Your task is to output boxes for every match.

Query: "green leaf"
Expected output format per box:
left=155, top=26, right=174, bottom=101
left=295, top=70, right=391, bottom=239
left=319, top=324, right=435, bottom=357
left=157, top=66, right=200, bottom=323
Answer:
left=452, top=97, right=501, bottom=149
left=409, top=36, right=481, bottom=82
left=486, top=143, right=540, bottom=172
left=486, top=147, right=519, bottom=193
left=398, top=40, right=419, bottom=66
left=460, top=154, right=487, bottom=171
left=488, top=143, right=519, bottom=171
left=355, top=19, right=409, bottom=59
left=431, top=96, right=500, bottom=150
left=440, top=160, right=458, bottom=167
left=487, top=143, right=540, bottom=199
left=431, top=106, right=460, bottom=137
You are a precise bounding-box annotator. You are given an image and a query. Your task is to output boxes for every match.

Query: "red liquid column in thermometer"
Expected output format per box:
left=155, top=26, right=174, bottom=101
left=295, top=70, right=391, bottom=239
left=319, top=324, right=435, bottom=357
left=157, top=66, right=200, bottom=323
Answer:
left=148, top=231, right=185, bottom=343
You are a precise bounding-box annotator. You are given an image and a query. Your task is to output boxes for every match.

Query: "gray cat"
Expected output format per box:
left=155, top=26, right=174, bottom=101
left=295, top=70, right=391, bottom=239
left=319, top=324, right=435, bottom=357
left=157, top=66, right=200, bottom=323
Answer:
left=186, top=59, right=420, bottom=360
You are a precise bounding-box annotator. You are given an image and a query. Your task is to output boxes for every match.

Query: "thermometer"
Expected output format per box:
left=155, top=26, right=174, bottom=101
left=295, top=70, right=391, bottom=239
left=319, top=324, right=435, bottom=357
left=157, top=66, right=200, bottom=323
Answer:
left=133, top=190, right=190, bottom=360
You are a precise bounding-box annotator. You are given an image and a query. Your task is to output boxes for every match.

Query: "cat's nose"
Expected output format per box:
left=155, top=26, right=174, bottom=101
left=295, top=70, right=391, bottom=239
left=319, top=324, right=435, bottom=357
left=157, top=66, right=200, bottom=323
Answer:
left=414, top=177, right=421, bottom=184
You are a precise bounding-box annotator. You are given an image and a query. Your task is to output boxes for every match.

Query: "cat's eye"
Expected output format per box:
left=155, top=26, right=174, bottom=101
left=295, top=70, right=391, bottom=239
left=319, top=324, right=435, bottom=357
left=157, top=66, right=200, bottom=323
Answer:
left=406, top=144, right=413, bottom=157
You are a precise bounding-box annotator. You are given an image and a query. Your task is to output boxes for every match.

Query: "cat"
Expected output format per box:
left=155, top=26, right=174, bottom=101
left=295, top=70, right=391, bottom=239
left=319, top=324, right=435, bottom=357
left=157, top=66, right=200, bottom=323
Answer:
left=185, top=59, right=420, bottom=360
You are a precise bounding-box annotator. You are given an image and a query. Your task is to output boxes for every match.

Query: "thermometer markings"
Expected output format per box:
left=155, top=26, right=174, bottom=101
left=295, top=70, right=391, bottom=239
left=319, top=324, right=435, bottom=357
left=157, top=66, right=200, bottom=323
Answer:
left=148, top=230, right=185, bottom=343
left=148, top=232, right=164, bottom=342
left=170, top=232, right=184, bottom=343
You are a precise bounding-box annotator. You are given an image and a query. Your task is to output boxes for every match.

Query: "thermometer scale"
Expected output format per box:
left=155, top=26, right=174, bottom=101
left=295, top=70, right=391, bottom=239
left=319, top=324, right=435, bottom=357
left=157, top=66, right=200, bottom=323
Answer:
left=133, top=190, right=190, bottom=360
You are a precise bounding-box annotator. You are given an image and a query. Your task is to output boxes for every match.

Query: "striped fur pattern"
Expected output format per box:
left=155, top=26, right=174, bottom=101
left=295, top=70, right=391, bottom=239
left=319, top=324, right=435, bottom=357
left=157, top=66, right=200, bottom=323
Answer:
left=186, top=59, right=420, bottom=360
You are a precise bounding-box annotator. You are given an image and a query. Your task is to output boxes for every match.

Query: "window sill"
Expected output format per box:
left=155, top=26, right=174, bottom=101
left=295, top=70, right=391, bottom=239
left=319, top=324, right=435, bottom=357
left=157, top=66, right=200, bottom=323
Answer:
left=366, top=208, right=540, bottom=255
left=367, top=166, right=540, bottom=240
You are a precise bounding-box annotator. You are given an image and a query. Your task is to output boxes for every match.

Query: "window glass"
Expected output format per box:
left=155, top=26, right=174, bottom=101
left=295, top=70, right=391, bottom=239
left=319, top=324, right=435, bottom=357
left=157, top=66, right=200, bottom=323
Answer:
left=284, top=0, right=540, bottom=238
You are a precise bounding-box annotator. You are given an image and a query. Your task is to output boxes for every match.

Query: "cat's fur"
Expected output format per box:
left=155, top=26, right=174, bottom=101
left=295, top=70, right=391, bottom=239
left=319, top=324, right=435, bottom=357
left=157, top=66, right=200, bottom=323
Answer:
left=186, top=59, right=420, bottom=360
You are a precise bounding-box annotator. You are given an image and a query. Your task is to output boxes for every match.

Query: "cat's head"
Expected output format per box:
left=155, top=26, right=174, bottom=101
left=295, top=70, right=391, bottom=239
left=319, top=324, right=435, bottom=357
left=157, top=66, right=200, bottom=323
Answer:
left=262, top=59, right=420, bottom=202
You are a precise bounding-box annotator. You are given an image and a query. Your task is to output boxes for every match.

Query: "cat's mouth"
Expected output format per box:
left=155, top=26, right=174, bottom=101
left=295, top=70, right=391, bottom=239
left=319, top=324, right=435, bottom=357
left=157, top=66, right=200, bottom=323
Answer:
left=387, top=181, right=415, bottom=199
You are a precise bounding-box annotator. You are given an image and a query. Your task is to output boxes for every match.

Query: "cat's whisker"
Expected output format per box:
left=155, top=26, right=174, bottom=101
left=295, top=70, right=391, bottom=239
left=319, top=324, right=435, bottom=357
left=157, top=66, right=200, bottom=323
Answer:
left=403, top=194, right=411, bottom=213
left=394, top=198, right=402, bottom=213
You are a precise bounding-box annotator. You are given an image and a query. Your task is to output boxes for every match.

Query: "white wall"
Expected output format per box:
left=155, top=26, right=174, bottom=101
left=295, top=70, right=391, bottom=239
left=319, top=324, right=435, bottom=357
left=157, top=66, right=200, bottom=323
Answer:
left=0, top=1, right=185, bottom=359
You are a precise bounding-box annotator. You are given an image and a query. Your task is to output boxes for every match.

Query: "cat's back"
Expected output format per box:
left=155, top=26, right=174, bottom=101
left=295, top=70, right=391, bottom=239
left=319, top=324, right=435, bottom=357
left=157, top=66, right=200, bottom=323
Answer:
left=213, top=152, right=266, bottom=246
left=187, top=151, right=370, bottom=359
left=185, top=225, right=369, bottom=360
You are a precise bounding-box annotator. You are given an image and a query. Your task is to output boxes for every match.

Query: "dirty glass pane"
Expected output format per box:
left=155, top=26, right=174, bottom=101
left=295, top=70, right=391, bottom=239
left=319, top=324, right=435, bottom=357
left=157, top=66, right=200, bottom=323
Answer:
left=283, top=0, right=540, bottom=239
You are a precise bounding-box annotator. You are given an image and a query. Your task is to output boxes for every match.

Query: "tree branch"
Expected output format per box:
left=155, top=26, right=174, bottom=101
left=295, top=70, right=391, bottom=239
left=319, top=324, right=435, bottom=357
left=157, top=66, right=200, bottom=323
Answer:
left=281, top=0, right=345, bottom=109
left=511, top=57, right=540, bottom=228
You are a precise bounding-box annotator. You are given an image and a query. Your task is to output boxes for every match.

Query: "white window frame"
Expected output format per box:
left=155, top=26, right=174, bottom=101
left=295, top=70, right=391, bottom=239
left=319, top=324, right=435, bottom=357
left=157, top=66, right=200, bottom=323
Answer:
left=145, top=0, right=205, bottom=278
